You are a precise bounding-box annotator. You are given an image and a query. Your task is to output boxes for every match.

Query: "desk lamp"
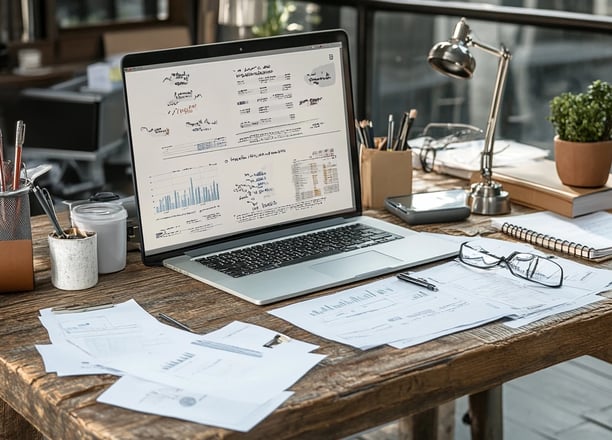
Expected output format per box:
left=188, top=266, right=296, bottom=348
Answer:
left=428, top=17, right=511, bottom=215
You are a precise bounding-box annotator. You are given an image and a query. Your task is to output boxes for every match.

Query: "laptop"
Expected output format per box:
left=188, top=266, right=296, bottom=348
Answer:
left=121, top=29, right=458, bottom=305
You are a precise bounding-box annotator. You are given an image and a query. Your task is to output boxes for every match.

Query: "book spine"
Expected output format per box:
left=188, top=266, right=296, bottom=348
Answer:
left=500, top=222, right=595, bottom=260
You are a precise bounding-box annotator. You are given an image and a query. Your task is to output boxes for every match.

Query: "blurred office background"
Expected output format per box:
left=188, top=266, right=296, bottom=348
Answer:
left=0, top=0, right=611, bottom=198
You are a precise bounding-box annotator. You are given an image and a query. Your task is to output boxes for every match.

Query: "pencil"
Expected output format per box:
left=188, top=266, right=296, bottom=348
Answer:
left=0, top=128, right=5, bottom=191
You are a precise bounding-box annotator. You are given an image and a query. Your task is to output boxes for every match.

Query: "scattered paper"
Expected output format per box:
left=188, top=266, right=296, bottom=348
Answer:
left=270, top=236, right=611, bottom=349
left=37, top=300, right=324, bottom=431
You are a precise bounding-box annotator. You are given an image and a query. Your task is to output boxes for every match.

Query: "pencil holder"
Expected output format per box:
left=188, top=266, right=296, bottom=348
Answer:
left=0, top=180, right=34, bottom=292
left=48, top=229, right=98, bottom=291
left=360, top=142, right=413, bottom=209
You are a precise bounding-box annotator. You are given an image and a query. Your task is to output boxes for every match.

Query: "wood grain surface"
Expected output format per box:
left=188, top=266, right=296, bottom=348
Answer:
left=1, top=172, right=610, bottom=439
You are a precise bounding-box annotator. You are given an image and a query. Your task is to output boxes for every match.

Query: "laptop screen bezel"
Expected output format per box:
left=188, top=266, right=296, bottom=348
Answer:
left=121, top=29, right=362, bottom=266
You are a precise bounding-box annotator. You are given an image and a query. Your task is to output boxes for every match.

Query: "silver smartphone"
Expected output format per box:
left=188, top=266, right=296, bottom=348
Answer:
left=385, top=189, right=470, bottom=225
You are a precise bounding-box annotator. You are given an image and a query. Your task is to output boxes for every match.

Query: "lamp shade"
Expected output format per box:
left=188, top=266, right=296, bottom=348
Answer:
left=428, top=40, right=475, bottom=79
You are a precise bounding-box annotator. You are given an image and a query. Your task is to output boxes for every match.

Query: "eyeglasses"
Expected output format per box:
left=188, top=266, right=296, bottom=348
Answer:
left=417, top=123, right=484, bottom=173
left=458, top=242, right=564, bottom=288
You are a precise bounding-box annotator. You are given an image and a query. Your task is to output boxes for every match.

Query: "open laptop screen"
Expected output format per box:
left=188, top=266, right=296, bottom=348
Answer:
left=122, top=30, right=360, bottom=262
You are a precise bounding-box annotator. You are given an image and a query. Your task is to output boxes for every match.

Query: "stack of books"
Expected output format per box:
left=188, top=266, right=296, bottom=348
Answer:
left=485, top=159, right=612, bottom=217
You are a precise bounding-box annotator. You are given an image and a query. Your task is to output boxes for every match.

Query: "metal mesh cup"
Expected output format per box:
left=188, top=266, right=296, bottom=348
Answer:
left=0, top=179, right=34, bottom=292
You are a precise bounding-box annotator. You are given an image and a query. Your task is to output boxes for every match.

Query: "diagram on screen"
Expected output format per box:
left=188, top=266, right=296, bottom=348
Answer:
left=148, top=166, right=220, bottom=215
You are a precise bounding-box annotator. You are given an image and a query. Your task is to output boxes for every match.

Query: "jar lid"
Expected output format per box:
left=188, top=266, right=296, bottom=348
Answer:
left=71, top=202, right=127, bottom=223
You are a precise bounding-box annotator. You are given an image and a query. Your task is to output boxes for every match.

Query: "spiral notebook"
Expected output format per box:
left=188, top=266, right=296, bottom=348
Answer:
left=491, top=211, right=612, bottom=262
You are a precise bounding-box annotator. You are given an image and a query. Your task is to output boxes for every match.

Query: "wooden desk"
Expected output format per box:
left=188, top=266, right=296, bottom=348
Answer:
left=1, top=172, right=611, bottom=440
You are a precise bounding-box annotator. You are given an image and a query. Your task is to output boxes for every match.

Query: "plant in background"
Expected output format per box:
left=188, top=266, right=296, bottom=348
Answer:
left=549, top=79, right=612, bottom=142
left=251, top=1, right=289, bottom=37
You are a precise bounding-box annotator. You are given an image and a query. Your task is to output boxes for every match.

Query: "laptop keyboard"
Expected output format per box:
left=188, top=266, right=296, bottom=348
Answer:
left=197, top=223, right=402, bottom=278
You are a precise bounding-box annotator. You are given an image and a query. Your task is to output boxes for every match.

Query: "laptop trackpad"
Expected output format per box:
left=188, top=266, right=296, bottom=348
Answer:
left=310, top=250, right=401, bottom=277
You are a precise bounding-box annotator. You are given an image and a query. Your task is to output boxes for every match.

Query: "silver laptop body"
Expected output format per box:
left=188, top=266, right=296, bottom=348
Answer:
left=121, top=30, right=458, bottom=305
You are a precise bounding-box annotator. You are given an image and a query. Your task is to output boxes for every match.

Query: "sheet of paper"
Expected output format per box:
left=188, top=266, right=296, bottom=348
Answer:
left=270, top=276, right=510, bottom=350
left=35, top=343, right=123, bottom=376
left=270, top=236, right=611, bottom=349
left=37, top=299, right=325, bottom=432
left=100, top=336, right=325, bottom=404
left=39, top=299, right=179, bottom=361
left=97, top=375, right=292, bottom=432
left=424, top=238, right=609, bottom=313
left=504, top=295, right=606, bottom=329
left=201, top=320, right=320, bottom=354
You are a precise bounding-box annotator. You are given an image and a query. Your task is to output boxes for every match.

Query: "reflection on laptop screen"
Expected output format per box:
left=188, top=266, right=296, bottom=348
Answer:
left=123, top=39, right=358, bottom=258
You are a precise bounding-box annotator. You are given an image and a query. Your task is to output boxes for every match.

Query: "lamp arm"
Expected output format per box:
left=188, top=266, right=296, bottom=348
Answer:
left=469, top=39, right=503, bottom=58
left=478, top=45, right=511, bottom=184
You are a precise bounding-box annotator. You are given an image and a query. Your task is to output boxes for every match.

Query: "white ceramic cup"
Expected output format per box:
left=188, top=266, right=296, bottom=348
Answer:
left=71, top=202, right=128, bottom=274
left=48, top=230, right=98, bottom=290
left=18, top=48, right=41, bottom=70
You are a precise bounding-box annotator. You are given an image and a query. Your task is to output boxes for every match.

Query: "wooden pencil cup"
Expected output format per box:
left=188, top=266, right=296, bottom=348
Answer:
left=360, top=143, right=413, bottom=209
left=0, top=181, right=34, bottom=292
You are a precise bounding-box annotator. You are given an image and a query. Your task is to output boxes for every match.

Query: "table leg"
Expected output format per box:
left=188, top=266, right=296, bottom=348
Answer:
left=467, top=386, right=503, bottom=440
left=397, top=401, right=455, bottom=440
left=0, top=399, right=43, bottom=440
left=398, top=407, right=438, bottom=440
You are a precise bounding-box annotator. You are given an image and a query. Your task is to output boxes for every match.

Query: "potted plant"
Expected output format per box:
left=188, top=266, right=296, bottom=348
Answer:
left=548, top=79, right=612, bottom=187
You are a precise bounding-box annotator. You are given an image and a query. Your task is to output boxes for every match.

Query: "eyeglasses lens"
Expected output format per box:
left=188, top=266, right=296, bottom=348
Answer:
left=460, top=244, right=500, bottom=267
left=507, top=253, right=563, bottom=287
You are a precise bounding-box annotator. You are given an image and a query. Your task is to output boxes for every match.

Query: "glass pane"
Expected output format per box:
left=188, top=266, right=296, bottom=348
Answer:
left=371, top=11, right=612, bottom=155
left=56, top=0, right=168, bottom=29
left=216, top=2, right=359, bottom=111
left=431, top=0, right=610, bottom=16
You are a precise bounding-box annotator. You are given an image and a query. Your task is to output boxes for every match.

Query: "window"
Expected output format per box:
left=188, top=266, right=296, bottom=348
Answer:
left=56, top=0, right=169, bottom=29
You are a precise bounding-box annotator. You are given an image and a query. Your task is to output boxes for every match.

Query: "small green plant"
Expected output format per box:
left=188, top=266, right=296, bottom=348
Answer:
left=251, top=1, right=289, bottom=37
left=549, top=79, right=612, bottom=142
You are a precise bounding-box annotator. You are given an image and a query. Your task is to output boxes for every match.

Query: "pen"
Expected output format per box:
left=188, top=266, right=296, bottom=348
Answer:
left=360, top=120, right=372, bottom=149
left=263, top=333, right=291, bottom=348
left=12, top=120, right=25, bottom=190
left=402, top=109, right=417, bottom=150
left=396, top=272, right=438, bottom=291
left=158, top=312, right=194, bottom=332
left=387, top=114, right=394, bottom=150
left=0, top=128, right=5, bottom=191
left=367, top=120, right=374, bottom=148
left=192, top=339, right=263, bottom=358
left=33, top=185, right=67, bottom=238
left=355, top=119, right=366, bottom=148
left=51, top=303, right=115, bottom=314
left=395, top=111, right=408, bottom=150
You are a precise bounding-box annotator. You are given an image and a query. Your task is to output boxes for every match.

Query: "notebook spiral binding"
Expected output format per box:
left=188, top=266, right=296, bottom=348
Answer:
left=501, top=222, right=594, bottom=259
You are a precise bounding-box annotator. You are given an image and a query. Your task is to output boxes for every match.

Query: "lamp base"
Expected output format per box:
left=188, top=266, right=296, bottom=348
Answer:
left=469, top=180, right=511, bottom=215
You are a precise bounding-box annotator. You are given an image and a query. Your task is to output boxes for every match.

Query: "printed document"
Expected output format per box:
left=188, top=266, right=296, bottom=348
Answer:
left=36, top=300, right=324, bottom=431
left=270, top=237, right=611, bottom=349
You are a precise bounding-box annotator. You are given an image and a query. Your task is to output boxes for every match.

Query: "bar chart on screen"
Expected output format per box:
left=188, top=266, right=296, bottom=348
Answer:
left=149, top=167, right=220, bottom=214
